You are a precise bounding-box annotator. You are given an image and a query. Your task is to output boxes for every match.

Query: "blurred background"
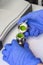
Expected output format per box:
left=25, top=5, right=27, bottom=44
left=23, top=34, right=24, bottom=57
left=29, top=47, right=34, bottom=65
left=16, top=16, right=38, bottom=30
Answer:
left=25, top=0, right=43, bottom=6
left=0, top=0, right=43, bottom=6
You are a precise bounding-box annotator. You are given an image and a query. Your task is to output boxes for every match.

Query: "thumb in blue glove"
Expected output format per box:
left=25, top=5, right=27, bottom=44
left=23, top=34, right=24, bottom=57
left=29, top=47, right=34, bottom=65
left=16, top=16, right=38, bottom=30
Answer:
left=2, top=39, right=41, bottom=65
left=17, top=10, right=43, bottom=37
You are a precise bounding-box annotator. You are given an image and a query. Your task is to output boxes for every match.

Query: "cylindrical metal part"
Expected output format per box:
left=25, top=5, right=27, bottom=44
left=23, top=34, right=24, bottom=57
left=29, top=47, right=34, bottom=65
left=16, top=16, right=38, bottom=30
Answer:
left=17, top=38, right=26, bottom=46
left=16, top=33, right=26, bottom=46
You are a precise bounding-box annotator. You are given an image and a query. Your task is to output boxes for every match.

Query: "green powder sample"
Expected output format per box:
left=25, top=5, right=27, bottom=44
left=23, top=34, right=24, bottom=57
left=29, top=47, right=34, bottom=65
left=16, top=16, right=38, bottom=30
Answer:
left=19, top=25, right=27, bottom=31
left=17, top=33, right=24, bottom=38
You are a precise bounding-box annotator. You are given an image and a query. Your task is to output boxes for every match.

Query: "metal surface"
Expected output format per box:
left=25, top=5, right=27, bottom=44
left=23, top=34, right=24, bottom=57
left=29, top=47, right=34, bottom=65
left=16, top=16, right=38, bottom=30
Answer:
left=0, top=1, right=32, bottom=50
left=0, top=1, right=32, bottom=42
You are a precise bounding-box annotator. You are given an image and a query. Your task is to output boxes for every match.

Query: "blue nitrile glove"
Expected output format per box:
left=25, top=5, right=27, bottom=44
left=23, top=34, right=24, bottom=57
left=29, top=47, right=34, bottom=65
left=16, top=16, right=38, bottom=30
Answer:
left=18, top=10, right=43, bottom=37
left=2, top=39, right=41, bottom=65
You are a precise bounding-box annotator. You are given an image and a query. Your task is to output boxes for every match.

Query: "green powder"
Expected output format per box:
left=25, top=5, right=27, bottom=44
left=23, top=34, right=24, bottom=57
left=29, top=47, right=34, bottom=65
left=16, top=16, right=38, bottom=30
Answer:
left=19, top=25, right=27, bottom=31
left=17, top=33, right=24, bottom=38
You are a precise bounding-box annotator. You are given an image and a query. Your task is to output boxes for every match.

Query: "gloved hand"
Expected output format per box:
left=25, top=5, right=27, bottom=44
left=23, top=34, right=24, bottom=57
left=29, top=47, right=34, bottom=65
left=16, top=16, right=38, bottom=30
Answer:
left=2, top=39, right=41, bottom=65
left=18, top=10, right=43, bottom=38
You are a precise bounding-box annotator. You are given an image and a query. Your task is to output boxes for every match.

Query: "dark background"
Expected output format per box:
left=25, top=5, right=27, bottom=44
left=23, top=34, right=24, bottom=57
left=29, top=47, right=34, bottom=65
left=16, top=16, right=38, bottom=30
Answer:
left=25, top=0, right=43, bottom=6
left=25, top=0, right=38, bottom=4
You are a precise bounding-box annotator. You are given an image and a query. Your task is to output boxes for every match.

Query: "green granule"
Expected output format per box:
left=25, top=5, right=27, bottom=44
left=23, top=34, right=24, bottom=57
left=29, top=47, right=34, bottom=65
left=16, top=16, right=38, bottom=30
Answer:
left=19, top=25, right=27, bottom=31
left=17, top=33, right=24, bottom=38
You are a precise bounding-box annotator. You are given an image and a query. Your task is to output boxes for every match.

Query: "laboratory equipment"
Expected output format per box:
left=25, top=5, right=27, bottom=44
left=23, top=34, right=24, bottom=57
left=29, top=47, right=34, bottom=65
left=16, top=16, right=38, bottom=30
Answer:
left=0, top=0, right=32, bottom=50
left=16, top=22, right=28, bottom=46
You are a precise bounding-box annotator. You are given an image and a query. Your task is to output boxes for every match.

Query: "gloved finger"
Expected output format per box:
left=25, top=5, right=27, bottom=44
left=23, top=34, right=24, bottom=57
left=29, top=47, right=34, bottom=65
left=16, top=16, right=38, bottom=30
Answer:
left=3, top=55, right=8, bottom=63
left=17, top=10, right=43, bottom=25
left=27, top=19, right=43, bottom=36
left=17, top=10, right=40, bottom=25
left=29, top=25, right=40, bottom=37
left=37, top=16, right=43, bottom=25
left=11, top=39, right=20, bottom=47
left=11, top=39, right=29, bottom=51
left=2, top=44, right=11, bottom=57
left=29, top=19, right=43, bottom=31
left=24, top=42, right=29, bottom=51
left=26, top=19, right=37, bottom=36
left=17, top=13, right=32, bottom=25
left=24, top=31, right=29, bottom=38
left=2, top=49, right=9, bottom=57
left=5, top=44, right=11, bottom=50
left=29, top=24, right=36, bottom=36
left=34, top=28, right=40, bottom=36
